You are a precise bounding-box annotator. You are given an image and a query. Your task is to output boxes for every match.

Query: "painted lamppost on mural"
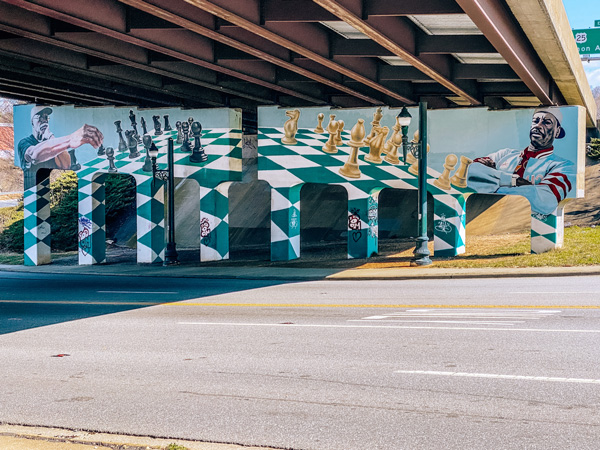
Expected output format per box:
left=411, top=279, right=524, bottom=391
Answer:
left=148, top=137, right=179, bottom=266
left=397, top=106, right=412, bottom=163
left=411, top=101, right=432, bottom=266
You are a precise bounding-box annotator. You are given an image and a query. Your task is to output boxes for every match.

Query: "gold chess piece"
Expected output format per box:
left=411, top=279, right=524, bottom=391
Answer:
left=405, top=130, right=419, bottom=165
left=382, top=115, right=402, bottom=156
left=363, top=107, right=383, bottom=146
left=314, top=112, right=325, bottom=134
left=450, top=155, right=473, bottom=188
left=339, top=119, right=366, bottom=178
left=433, top=154, right=458, bottom=190
left=408, top=132, right=431, bottom=176
left=282, top=109, right=301, bottom=145
left=384, top=122, right=403, bottom=165
left=335, top=119, right=345, bottom=146
left=322, top=114, right=340, bottom=154
left=364, top=126, right=388, bottom=164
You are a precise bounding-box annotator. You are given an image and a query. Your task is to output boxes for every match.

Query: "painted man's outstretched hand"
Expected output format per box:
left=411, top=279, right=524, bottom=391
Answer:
left=69, top=124, right=104, bottom=149
left=472, top=156, right=496, bottom=168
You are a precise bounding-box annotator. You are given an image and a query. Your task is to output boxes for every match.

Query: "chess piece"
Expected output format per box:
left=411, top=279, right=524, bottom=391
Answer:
left=408, top=135, right=431, bottom=175
left=125, top=130, right=140, bottom=159
left=450, top=155, right=473, bottom=188
left=180, top=121, right=191, bottom=152
left=152, top=115, right=163, bottom=136
left=382, top=115, right=401, bottom=156
left=189, top=121, right=208, bottom=163
left=97, top=144, right=106, bottom=156
left=334, top=119, right=344, bottom=146
left=282, top=109, right=300, bottom=145
left=364, top=126, right=389, bottom=164
left=142, top=135, right=153, bottom=172
left=129, top=110, right=141, bottom=144
left=322, top=114, right=339, bottom=154
left=434, top=154, right=458, bottom=190
left=176, top=121, right=183, bottom=144
left=140, top=117, right=148, bottom=135
left=188, top=117, right=194, bottom=130
left=115, top=120, right=127, bottom=152
left=68, top=149, right=81, bottom=171
left=363, top=107, right=383, bottom=146
left=339, top=119, right=365, bottom=179
left=105, top=147, right=117, bottom=173
left=164, top=114, right=172, bottom=131
left=384, top=123, right=403, bottom=165
left=314, top=113, right=325, bottom=134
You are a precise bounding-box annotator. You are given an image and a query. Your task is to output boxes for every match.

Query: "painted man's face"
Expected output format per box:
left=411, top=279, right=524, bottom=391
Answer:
left=32, top=113, right=50, bottom=141
left=529, top=111, right=561, bottom=150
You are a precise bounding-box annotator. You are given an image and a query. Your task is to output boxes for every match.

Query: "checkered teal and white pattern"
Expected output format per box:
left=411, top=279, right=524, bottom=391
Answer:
left=432, top=194, right=468, bottom=257
left=77, top=173, right=107, bottom=265
left=270, top=185, right=302, bottom=261
left=199, top=181, right=233, bottom=261
left=23, top=175, right=51, bottom=266
left=531, top=205, right=565, bottom=254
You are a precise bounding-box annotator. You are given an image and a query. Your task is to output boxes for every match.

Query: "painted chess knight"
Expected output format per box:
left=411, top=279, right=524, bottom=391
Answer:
left=467, top=107, right=575, bottom=216
left=282, top=109, right=300, bottom=145
left=17, top=106, right=104, bottom=189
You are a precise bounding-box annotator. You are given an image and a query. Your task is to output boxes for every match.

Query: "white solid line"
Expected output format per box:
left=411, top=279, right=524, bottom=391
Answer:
left=395, top=370, right=600, bottom=384
left=177, top=322, right=600, bottom=333
left=348, top=320, right=523, bottom=325
left=97, top=291, right=178, bottom=294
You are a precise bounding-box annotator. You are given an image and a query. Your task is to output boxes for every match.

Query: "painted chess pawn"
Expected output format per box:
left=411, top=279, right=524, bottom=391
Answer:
left=384, top=124, right=403, bottom=165
left=364, top=126, right=389, bottom=164
left=322, top=115, right=339, bottom=154
left=314, top=113, right=325, bottom=134
left=189, top=121, right=208, bottom=163
left=339, top=119, right=366, bottom=179
left=282, top=109, right=301, bottom=145
left=176, top=121, right=183, bottom=144
left=142, top=135, right=153, bottom=172
left=105, top=147, right=118, bottom=173
left=450, top=155, right=473, bottom=188
left=434, top=154, right=458, bottom=190
left=180, top=121, right=192, bottom=152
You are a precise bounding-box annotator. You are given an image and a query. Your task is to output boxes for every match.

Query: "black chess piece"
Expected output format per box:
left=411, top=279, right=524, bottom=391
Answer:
left=152, top=115, right=163, bottom=135
left=176, top=121, right=183, bottom=144
left=189, top=121, right=207, bottom=163
left=129, top=109, right=141, bottom=144
left=164, top=114, right=172, bottom=131
left=187, top=117, right=194, bottom=131
left=115, top=120, right=127, bottom=152
left=142, top=135, right=153, bottom=172
left=140, top=117, right=148, bottom=135
left=180, top=121, right=191, bottom=152
left=97, top=144, right=106, bottom=156
left=125, top=130, right=140, bottom=159
left=68, top=149, right=81, bottom=171
left=105, top=147, right=118, bottom=173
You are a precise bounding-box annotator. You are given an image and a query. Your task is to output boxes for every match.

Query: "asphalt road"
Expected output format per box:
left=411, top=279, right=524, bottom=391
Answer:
left=1, top=271, right=600, bottom=450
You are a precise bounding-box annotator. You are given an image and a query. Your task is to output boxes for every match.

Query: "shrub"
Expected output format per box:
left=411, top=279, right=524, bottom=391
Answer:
left=587, top=138, right=600, bottom=160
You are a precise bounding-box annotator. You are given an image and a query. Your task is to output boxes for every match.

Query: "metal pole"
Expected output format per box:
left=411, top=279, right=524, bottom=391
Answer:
left=411, top=101, right=432, bottom=266
left=163, top=138, right=179, bottom=265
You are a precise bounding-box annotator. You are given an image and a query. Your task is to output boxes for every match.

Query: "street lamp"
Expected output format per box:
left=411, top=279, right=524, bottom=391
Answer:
left=397, top=106, right=412, bottom=164
left=148, top=137, right=179, bottom=266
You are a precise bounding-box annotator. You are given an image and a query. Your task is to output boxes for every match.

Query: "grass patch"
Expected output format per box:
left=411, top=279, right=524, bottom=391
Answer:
left=0, top=252, right=24, bottom=265
left=165, top=444, right=188, bottom=450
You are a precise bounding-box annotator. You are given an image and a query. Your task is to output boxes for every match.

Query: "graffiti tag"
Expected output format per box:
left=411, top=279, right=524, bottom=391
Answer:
left=78, top=217, right=93, bottom=256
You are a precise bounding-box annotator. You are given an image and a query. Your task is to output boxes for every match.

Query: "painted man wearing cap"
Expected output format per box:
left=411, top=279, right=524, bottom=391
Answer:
left=467, top=107, right=575, bottom=216
left=17, top=106, right=103, bottom=189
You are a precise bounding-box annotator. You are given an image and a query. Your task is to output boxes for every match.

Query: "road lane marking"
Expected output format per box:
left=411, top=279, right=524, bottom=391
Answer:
left=347, top=320, right=525, bottom=325
left=395, top=370, right=600, bottom=384
left=167, top=303, right=600, bottom=309
left=177, top=322, right=600, bottom=333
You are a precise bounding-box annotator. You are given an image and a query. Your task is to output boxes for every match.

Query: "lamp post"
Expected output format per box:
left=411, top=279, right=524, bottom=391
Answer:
left=411, top=101, right=432, bottom=266
left=397, top=106, right=412, bottom=164
left=148, top=137, right=179, bottom=266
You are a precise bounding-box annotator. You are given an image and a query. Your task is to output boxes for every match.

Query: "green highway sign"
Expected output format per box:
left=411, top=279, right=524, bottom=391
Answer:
left=573, top=28, right=600, bottom=54
left=595, top=20, right=600, bottom=27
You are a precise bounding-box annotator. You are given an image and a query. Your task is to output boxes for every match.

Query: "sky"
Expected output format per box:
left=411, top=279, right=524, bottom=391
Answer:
left=563, top=0, right=600, bottom=88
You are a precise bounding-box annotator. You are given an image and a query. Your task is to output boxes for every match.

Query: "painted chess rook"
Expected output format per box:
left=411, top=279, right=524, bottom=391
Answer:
left=115, top=120, right=127, bottom=152
left=282, top=109, right=300, bottom=145
left=363, top=106, right=383, bottom=146
left=68, top=149, right=81, bottom=171
left=140, top=117, right=148, bottom=135
left=142, top=135, right=153, bottom=172
left=364, top=126, right=389, bottom=164
left=322, top=114, right=339, bottom=154
left=339, top=119, right=366, bottom=179
left=450, top=155, right=473, bottom=188
left=434, top=154, right=458, bottom=190
left=125, top=130, right=140, bottom=159
left=163, top=115, right=172, bottom=131
left=180, top=121, right=192, bottom=152
left=129, top=110, right=141, bottom=144
left=384, top=122, right=403, bottom=165
left=334, top=119, right=345, bottom=146
left=176, top=121, right=183, bottom=144
left=152, top=115, right=163, bottom=135
left=314, top=112, right=325, bottom=134
left=96, top=144, right=105, bottom=156
left=105, top=147, right=118, bottom=173
left=189, top=121, right=208, bottom=163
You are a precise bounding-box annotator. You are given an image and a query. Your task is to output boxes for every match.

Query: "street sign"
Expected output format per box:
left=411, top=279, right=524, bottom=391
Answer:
left=595, top=20, right=600, bottom=27
left=573, top=28, right=600, bottom=54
